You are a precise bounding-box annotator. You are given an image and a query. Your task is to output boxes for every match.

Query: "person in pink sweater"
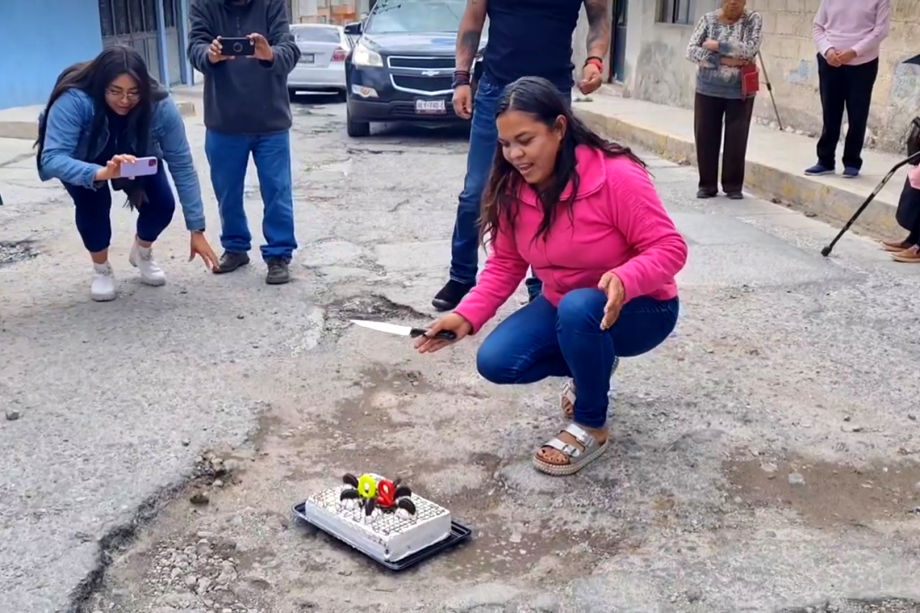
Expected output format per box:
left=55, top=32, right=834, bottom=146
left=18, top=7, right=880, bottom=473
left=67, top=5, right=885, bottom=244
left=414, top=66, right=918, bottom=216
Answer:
left=415, top=77, right=688, bottom=476
left=805, top=0, right=891, bottom=178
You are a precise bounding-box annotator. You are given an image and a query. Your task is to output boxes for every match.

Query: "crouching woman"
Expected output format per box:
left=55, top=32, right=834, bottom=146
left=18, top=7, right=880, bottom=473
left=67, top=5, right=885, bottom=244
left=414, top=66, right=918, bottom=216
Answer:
left=416, top=76, right=688, bottom=476
left=36, top=45, right=218, bottom=301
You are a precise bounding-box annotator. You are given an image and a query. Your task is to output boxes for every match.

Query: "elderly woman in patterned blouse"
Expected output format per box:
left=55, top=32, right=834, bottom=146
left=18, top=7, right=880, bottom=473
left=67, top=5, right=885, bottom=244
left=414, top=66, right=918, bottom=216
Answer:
left=686, top=0, right=763, bottom=200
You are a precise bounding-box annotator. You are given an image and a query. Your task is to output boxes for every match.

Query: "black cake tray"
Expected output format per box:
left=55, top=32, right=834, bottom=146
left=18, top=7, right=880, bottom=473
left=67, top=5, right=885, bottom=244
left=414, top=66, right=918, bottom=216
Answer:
left=292, top=502, right=472, bottom=571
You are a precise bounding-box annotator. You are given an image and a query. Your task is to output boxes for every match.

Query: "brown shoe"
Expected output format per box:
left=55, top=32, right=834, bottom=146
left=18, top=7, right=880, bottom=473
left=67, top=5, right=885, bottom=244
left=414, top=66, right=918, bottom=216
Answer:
left=892, top=245, right=920, bottom=263
left=881, top=238, right=912, bottom=252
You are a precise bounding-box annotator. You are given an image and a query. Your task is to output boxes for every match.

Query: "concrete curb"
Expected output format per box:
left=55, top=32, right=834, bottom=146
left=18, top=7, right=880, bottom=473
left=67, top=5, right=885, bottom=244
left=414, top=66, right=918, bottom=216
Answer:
left=0, top=101, right=197, bottom=141
left=575, top=104, right=902, bottom=239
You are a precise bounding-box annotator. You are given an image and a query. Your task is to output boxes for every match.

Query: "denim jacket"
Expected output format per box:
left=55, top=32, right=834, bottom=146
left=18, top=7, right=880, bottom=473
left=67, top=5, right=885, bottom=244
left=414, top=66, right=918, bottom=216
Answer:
left=37, top=88, right=206, bottom=231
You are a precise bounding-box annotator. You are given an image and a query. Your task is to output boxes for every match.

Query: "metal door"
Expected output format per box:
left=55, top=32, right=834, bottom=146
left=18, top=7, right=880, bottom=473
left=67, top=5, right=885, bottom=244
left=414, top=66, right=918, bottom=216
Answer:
left=98, top=0, right=182, bottom=85
left=610, top=0, right=628, bottom=82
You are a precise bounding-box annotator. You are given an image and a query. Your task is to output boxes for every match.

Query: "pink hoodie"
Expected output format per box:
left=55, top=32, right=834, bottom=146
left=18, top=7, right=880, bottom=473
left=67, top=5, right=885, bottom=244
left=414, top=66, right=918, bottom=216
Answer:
left=910, top=164, right=920, bottom=190
left=455, top=145, right=688, bottom=333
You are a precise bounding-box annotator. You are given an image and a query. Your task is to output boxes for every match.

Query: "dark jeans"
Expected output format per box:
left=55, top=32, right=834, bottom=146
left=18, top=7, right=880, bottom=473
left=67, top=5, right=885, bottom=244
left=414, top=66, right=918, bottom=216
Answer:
left=816, top=54, right=879, bottom=171
left=896, top=178, right=920, bottom=244
left=451, top=74, right=570, bottom=300
left=475, top=290, right=680, bottom=428
left=63, top=164, right=175, bottom=253
left=205, top=129, right=297, bottom=261
left=693, top=92, right=755, bottom=194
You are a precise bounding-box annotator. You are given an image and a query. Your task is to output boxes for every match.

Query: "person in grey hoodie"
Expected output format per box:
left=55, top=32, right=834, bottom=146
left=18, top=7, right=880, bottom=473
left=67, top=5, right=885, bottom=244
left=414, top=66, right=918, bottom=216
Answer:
left=188, top=0, right=300, bottom=284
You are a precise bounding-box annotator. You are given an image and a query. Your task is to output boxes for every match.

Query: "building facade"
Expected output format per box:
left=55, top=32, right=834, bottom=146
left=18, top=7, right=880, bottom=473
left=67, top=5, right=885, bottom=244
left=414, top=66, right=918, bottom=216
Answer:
left=0, top=0, right=196, bottom=110
left=574, top=0, right=920, bottom=154
left=292, top=0, right=371, bottom=25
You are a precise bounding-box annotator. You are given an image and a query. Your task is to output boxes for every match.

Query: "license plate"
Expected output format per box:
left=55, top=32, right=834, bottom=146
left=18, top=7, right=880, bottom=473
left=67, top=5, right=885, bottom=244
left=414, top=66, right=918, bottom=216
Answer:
left=415, top=99, right=446, bottom=114
left=300, top=53, right=314, bottom=64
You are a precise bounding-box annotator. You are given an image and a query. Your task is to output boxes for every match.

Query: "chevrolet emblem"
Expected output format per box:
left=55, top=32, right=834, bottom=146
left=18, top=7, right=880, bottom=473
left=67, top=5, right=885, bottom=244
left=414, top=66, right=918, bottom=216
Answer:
left=421, top=70, right=440, bottom=77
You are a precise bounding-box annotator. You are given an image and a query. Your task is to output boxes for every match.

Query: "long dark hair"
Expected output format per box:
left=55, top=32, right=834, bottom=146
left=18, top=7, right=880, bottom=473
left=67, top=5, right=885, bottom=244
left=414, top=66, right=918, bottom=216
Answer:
left=480, top=76, right=646, bottom=245
left=35, top=45, right=167, bottom=207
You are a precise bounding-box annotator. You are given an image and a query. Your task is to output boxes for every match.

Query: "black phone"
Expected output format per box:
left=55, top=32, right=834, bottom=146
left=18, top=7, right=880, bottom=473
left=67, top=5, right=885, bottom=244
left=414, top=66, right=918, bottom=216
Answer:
left=220, top=36, right=255, bottom=56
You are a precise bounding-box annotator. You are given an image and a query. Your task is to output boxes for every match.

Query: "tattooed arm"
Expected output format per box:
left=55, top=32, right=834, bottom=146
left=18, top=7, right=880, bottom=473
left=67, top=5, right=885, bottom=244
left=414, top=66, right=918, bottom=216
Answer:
left=456, top=0, right=487, bottom=73
left=584, top=0, right=611, bottom=60
left=453, top=0, right=487, bottom=119
left=580, top=0, right=610, bottom=93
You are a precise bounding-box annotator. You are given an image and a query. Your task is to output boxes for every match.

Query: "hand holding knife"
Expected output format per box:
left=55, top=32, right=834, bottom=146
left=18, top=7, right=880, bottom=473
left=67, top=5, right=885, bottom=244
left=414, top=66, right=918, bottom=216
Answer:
left=351, top=320, right=457, bottom=340
left=350, top=313, right=473, bottom=354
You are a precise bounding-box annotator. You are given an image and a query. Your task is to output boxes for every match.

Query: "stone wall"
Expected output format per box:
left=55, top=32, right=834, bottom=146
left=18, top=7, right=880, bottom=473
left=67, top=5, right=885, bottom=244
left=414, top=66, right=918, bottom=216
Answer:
left=750, top=0, right=920, bottom=152
left=573, top=0, right=920, bottom=155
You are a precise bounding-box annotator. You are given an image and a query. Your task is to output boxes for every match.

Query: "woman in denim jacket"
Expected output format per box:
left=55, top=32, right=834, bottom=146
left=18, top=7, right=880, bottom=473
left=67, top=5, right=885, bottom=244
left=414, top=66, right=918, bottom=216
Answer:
left=36, top=46, right=218, bottom=301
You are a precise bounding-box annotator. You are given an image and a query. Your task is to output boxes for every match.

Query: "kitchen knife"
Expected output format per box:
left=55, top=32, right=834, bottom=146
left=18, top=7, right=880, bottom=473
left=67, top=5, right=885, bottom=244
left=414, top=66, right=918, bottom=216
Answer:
left=350, top=319, right=457, bottom=340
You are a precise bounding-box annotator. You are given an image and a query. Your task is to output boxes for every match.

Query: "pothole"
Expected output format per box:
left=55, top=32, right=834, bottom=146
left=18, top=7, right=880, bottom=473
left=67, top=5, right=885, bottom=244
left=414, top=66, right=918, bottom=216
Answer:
left=322, top=294, right=429, bottom=341
left=781, top=597, right=920, bottom=613
left=0, top=240, right=39, bottom=267
left=725, top=453, right=920, bottom=527
left=346, top=146, right=407, bottom=156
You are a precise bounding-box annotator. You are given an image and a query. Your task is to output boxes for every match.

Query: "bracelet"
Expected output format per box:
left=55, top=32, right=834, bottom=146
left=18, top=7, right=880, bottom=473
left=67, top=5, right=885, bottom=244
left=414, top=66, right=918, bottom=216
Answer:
left=452, top=70, right=471, bottom=88
left=584, top=56, right=604, bottom=67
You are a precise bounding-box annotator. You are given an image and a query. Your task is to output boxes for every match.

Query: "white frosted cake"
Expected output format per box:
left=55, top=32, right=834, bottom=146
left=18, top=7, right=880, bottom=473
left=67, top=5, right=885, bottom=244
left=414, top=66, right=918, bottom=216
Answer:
left=300, top=474, right=452, bottom=563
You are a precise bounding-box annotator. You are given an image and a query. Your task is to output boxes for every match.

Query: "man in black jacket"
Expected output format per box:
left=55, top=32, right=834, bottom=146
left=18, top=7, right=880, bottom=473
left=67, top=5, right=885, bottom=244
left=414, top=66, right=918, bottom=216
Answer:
left=188, top=0, right=300, bottom=284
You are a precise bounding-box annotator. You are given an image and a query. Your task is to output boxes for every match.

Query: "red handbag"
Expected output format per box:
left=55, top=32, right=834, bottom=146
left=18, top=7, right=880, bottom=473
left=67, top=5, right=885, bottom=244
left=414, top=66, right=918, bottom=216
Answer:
left=741, top=63, right=760, bottom=96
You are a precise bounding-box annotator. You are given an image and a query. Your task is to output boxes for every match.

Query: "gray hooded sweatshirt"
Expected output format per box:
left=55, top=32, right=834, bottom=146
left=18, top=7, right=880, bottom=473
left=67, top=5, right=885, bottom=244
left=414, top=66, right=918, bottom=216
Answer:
left=188, top=0, right=300, bottom=135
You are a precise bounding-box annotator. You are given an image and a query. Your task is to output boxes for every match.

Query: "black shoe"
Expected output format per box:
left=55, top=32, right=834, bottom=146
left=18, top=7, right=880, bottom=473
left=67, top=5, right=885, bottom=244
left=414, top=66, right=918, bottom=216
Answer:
left=726, top=191, right=744, bottom=200
left=266, top=258, right=291, bottom=285
left=432, top=280, right=474, bottom=311
left=696, top=189, right=717, bottom=199
left=215, top=251, right=250, bottom=274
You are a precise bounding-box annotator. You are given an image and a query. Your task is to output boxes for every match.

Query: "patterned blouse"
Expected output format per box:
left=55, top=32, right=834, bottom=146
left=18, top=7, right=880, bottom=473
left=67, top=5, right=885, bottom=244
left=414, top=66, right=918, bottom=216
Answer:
left=686, top=10, right=764, bottom=100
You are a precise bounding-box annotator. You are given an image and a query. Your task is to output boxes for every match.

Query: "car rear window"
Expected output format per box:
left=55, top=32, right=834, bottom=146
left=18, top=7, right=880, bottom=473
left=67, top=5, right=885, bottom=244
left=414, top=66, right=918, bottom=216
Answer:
left=292, top=26, right=341, bottom=43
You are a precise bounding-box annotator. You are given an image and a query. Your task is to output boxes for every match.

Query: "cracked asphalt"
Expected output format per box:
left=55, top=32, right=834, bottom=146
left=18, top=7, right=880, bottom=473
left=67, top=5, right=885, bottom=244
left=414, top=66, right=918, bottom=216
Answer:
left=1, top=91, right=920, bottom=613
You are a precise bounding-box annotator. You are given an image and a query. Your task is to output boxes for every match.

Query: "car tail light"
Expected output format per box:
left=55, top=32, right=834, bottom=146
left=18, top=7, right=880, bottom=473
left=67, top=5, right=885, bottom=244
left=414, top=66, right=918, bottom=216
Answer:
left=332, top=47, right=347, bottom=62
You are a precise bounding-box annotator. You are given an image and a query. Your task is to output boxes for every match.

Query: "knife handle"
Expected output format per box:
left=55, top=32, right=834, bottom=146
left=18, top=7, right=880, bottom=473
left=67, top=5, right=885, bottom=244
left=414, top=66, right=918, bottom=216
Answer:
left=410, top=328, right=457, bottom=341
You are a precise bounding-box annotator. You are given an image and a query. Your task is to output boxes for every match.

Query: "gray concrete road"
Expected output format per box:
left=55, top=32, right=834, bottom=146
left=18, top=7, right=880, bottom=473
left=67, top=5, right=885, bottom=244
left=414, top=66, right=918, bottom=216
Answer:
left=1, top=94, right=919, bottom=613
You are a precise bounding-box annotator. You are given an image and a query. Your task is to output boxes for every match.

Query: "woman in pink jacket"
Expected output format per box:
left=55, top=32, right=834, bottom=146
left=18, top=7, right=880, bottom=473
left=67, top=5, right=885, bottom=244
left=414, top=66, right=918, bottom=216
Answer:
left=416, top=77, right=688, bottom=476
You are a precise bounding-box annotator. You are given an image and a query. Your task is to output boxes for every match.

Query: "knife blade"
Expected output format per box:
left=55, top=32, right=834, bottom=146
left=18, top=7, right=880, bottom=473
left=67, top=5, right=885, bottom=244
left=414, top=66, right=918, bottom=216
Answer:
left=350, top=319, right=457, bottom=340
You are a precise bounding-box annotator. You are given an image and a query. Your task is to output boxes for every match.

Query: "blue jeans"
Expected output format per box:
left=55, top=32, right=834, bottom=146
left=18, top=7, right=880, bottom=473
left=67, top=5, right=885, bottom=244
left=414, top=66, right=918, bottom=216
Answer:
left=476, top=289, right=680, bottom=428
left=205, top=130, right=297, bottom=261
left=450, top=75, right=571, bottom=300
left=63, top=164, right=175, bottom=253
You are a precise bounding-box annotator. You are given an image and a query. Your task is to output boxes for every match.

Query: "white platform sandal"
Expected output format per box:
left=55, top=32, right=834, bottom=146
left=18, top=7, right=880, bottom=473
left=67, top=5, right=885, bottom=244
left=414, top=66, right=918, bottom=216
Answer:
left=532, top=422, right=608, bottom=476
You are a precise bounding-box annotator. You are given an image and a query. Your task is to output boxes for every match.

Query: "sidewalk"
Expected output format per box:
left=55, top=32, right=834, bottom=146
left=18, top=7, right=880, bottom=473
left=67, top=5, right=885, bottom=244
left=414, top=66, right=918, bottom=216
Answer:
left=0, top=94, right=198, bottom=143
left=574, top=87, right=912, bottom=238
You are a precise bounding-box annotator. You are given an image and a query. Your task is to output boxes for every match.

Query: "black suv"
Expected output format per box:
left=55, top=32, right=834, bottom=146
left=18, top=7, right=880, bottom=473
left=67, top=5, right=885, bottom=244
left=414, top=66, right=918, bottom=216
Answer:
left=343, top=0, right=483, bottom=137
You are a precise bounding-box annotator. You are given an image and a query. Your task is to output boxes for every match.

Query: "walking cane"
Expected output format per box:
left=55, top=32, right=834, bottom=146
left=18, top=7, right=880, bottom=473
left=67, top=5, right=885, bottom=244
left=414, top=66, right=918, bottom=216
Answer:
left=821, top=150, right=920, bottom=257
left=756, top=52, right=783, bottom=131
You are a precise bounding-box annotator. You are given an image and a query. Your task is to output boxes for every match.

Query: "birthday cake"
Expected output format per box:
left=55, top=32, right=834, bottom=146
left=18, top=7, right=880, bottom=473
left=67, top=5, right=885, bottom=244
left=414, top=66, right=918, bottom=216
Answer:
left=299, top=473, right=452, bottom=563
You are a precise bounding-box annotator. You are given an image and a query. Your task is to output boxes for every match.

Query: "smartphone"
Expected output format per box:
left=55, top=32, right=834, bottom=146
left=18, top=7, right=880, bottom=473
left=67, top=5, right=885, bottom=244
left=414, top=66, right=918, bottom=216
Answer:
left=221, top=36, right=255, bottom=56
left=119, top=157, right=158, bottom=179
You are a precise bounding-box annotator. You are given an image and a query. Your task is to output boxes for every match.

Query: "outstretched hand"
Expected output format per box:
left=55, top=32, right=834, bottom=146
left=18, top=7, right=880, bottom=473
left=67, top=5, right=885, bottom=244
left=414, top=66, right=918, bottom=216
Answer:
left=414, top=313, right=473, bottom=354
left=189, top=231, right=219, bottom=272
left=597, top=272, right=626, bottom=330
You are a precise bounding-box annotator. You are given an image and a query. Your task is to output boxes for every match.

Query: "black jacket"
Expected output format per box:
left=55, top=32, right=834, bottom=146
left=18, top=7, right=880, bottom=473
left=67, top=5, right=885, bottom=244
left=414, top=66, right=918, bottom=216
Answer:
left=188, top=0, right=300, bottom=135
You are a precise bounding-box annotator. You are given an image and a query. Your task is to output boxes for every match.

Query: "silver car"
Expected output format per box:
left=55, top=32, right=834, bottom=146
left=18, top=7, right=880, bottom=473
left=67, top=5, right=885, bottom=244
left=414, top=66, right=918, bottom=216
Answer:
left=288, top=24, right=351, bottom=97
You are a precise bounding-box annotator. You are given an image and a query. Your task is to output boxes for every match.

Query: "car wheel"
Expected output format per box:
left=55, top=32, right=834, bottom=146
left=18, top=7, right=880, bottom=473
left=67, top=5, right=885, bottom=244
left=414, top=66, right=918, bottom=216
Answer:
left=346, top=109, right=370, bottom=137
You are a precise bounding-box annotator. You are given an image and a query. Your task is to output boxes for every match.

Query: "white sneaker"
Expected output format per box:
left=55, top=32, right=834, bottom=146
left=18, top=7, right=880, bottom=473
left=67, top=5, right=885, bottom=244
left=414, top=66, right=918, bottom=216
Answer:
left=91, top=262, right=116, bottom=302
left=129, top=242, right=166, bottom=286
